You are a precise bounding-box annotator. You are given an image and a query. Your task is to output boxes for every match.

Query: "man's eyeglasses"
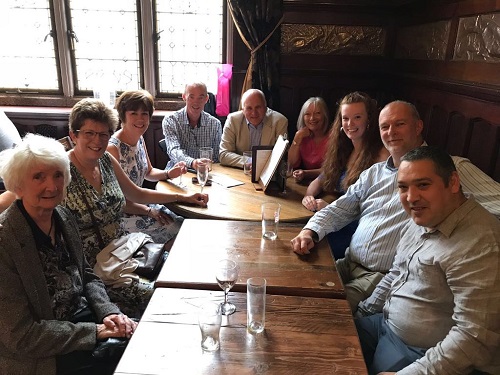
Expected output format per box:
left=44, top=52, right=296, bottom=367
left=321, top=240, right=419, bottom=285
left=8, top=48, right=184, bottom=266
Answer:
left=75, top=130, right=111, bottom=141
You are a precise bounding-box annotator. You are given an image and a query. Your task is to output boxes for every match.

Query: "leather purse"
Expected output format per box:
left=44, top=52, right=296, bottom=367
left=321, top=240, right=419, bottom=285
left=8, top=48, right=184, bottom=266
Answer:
left=133, top=242, right=167, bottom=280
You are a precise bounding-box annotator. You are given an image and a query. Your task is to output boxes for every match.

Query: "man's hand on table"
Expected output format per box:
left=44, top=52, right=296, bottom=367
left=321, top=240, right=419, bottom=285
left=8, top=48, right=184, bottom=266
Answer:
left=290, top=229, right=316, bottom=255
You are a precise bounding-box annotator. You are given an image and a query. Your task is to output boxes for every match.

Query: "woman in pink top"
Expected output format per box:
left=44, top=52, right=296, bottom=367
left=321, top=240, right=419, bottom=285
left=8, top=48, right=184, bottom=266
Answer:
left=288, top=97, right=331, bottom=182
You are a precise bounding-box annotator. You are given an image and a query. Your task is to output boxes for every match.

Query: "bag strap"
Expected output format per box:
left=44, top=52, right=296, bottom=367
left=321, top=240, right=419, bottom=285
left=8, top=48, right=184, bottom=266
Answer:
left=70, top=168, right=106, bottom=249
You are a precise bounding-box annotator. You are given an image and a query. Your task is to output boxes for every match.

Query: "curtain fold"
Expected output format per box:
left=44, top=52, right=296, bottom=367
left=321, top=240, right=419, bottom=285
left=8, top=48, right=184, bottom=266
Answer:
left=228, top=0, right=283, bottom=110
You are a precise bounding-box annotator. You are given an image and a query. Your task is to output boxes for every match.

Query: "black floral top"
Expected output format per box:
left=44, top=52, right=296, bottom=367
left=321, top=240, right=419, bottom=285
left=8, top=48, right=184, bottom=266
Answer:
left=62, top=152, right=126, bottom=267
left=17, top=200, right=88, bottom=320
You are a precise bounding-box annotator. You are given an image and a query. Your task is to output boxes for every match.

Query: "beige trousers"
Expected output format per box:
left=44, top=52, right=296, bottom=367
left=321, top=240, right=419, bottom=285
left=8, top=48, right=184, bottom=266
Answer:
left=336, top=257, right=385, bottom=312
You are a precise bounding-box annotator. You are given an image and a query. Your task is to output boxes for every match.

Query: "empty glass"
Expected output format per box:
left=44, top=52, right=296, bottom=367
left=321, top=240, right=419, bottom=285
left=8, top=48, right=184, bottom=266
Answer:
left=198, top=302, right=222, bottom=351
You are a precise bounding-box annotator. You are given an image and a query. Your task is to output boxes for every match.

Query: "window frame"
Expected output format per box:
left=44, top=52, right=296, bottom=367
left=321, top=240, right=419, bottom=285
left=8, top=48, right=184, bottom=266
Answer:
left=151, top=0, right=228, bottom=99
left=0, top=0, right=228, bottom=108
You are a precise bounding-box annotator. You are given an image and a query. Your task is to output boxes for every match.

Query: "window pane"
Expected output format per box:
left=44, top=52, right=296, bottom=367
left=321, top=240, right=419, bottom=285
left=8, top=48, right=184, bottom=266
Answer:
left=69, top=0, right=140, bottom=93
left=0, top=0, right=59, bottom=91
left=155, top=0, right=223, bottom=94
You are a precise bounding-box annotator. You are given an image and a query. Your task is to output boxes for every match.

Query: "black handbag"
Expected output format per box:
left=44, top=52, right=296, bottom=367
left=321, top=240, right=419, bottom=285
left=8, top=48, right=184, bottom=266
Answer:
left=132, top=242, right=167, bottom=280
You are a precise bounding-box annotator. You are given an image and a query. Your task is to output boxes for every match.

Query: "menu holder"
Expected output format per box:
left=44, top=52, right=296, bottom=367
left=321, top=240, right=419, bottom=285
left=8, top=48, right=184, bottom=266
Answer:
left=251, top=135, right=289, bottom=191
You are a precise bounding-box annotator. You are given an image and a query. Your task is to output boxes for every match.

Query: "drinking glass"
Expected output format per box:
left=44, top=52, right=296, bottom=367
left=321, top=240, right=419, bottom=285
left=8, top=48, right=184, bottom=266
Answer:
left=199, top=147, right=213, bottom=171
left=177, top=149, right=186, bottom=188
left=198, top=302, right=222, bottom=351
left=197, top=162, right=209, bottom=194
left=215, top=259, right=239, bottom=315
left=243, top=151, right=252, bottom=176
left=279, top=162, right=294, bottom=194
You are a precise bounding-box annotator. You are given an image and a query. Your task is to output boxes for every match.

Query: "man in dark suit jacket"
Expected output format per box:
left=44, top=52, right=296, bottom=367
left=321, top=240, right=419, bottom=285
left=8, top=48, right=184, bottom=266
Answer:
left=219, top=89, right=288, bottom=168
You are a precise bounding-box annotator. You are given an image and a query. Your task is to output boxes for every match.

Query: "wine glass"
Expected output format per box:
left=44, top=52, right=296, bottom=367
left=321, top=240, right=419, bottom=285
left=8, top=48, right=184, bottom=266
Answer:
left=215, top=259, right=239, bottom=315
left=197, top=162, right=209, bottom=194
left=280, top=162, right=294, bottom=194
left=177, top=149, right=186, bottom=188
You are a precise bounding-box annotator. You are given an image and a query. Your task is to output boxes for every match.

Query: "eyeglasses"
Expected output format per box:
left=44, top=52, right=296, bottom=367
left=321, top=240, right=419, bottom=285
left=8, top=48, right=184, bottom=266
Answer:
left=75, top=130, right=111, bottom=141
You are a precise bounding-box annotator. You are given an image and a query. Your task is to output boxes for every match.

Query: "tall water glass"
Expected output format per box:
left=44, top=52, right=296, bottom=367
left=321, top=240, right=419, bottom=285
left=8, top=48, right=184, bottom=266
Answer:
left=199, top=147, right=213, bottom=171
left=261, top=202, right=281, bottom=240
left=247, top=277, right=266, bottom=334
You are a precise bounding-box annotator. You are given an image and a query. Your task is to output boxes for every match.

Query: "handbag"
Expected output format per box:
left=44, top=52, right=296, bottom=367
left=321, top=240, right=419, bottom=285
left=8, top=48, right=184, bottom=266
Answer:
left=73, top=171, right=167, bottom=280
left=132, top=242, right=167, bottom=279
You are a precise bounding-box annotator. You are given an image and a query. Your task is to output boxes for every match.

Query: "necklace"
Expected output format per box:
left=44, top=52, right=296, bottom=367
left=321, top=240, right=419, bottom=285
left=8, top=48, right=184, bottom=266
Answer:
left=70, top=150, right=101, bottom=183
left=46, top=218, right=54, bottom=237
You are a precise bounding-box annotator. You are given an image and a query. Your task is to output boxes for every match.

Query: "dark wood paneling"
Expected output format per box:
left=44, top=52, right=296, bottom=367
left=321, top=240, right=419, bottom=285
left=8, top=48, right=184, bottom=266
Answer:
left=426, top=105, right=450, bottom=147
left=3, top=107, right=173, bottom=178
left=446, top=111, right=471, bottom=156
left=467, top=118, right=500, bottom=178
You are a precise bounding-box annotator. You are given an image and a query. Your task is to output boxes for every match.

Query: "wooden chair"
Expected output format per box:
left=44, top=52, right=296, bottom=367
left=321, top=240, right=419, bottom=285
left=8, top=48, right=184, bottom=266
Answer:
left=58, top=136, right=74, bottom=151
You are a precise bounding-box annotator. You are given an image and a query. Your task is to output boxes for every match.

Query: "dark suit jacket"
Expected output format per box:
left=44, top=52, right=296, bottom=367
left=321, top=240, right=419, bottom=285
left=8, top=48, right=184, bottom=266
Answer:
left=0, top=203, right=119, bottom=375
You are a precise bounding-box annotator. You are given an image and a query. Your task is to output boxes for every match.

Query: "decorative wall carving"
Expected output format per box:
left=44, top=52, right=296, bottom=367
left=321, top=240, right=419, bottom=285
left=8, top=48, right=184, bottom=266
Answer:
left=394, top=21, right=450, bottom=60
left=281, top=24, right=385, bottom=55
left=454, top=13, right=500, bottom=62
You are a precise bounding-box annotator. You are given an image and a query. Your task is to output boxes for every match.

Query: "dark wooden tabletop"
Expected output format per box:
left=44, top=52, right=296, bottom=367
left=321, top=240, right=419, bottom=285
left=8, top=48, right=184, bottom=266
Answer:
left=154, top=219, right=345, bottom=299
left=114, top=288, right=367, bottom=375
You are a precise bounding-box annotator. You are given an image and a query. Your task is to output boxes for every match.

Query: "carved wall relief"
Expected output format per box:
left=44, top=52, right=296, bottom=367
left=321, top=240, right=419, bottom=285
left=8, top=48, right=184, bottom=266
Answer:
left=454, top=13, right=500, bottom=62
left=394, top=21, right=450, bottom=60
left=281, top=24, right=385, bottom=55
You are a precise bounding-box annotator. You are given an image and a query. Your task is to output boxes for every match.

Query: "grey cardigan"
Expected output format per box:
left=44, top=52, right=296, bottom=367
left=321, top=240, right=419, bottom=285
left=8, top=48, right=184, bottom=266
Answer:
left=0, top=203, right=120, bottom=375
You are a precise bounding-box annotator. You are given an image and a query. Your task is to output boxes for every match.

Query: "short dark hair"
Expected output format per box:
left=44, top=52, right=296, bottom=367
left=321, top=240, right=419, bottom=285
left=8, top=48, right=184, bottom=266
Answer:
left=69, top=98, right=118, bottom=134
left=115, top=90, right=155, bottom=124
left=401, top=146, right=456, bottom=186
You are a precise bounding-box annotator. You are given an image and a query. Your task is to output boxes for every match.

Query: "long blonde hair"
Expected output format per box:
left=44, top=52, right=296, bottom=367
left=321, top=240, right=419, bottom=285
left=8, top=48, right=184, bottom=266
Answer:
left=296, top=97, right=331, bottom=134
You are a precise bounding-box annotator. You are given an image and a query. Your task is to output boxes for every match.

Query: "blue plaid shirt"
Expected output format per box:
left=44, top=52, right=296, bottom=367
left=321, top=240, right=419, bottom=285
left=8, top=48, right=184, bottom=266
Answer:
left=162, top=107, right=222, bottom=168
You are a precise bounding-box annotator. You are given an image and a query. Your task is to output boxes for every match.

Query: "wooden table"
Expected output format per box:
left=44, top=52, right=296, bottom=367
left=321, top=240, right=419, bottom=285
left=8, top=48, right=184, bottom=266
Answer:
left=156, top=163, right=335, bottom=223
left=114, top=288, right=368, bottom=375
left=155, top=219, right=345, bottom=299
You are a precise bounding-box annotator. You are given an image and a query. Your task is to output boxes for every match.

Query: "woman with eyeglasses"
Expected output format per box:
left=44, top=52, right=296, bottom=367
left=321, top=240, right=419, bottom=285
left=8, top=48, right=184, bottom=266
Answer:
left=64, top=98, right=208, bottom=317
left=107, top=90, right=184, bottom=251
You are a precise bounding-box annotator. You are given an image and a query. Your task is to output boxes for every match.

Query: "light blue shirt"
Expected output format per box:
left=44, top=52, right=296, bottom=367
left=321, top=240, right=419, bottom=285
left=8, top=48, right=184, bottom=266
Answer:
left=247, top=121, right=263, bottom=149
left=304, top=154, right=500, bottom=273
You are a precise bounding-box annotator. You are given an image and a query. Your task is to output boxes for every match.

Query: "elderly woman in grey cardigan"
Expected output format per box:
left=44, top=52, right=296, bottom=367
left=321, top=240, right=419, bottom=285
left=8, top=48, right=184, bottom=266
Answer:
left=0, top=134, right=137, bottom=375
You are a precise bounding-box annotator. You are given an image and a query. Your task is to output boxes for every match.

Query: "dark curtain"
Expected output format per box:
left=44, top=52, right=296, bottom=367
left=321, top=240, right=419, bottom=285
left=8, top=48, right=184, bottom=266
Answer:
left=227, top=0, right=283, bottom=110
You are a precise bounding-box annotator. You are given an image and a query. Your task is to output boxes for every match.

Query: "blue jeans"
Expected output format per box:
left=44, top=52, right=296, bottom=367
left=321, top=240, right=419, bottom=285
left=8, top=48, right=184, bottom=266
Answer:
left=355, top=313, right=427, bottom=375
